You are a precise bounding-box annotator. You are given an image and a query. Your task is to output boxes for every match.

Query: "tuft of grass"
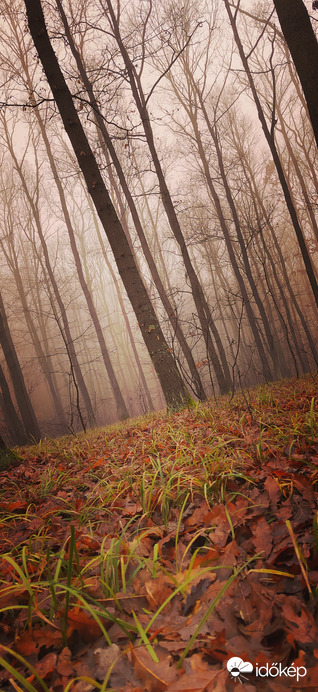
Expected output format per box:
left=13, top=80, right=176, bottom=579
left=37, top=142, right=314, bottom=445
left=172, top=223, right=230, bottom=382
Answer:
left=0, top=374, right=317, bottom=690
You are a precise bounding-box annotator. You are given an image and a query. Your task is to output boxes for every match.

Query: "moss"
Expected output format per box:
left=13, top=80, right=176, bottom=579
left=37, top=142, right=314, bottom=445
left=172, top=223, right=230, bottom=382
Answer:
left=0, top=447, right=22, bottom=471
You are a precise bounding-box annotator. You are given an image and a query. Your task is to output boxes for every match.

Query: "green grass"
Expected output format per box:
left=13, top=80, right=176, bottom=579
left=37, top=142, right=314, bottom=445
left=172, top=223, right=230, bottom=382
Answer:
left=0, top=374, right=317, bottom=689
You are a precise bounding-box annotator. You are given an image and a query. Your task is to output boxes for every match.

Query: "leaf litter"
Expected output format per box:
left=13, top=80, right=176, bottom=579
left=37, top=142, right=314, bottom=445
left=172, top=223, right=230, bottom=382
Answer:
left=0, top=375, right=317, bottom=690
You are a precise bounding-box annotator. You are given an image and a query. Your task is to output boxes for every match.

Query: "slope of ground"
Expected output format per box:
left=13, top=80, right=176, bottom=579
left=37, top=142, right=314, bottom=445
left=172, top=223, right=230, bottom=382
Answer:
left=0, top=375, right=317, bottom=691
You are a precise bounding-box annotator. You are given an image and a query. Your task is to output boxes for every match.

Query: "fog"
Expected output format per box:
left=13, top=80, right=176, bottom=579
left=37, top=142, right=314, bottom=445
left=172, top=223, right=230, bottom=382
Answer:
left=0, top=0, right=317, bottom=445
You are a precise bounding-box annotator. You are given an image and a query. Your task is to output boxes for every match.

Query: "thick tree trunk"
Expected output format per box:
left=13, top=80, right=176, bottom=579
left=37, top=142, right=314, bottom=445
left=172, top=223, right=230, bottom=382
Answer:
left=273, top=0, right=318, bottom=147
left=24, top=0, right=189, bottom=410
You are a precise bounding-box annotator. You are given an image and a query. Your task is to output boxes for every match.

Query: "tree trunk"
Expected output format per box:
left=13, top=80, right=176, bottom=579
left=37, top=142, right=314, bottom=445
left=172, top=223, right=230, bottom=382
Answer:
left=235, top=134, right=318, bottom=365
left=0, top=432, right=21, bottom=470
left=3, top=120, right=96, bottom=428
left=33, top=108, right=129, bottom=421
left=103, top=0, right=231, bottom=394
left=55, top=0, right=206, bottom=402
left=223, top=0, right=318, bottom=311
left=0, top=363, right=27, bottom=445
left=88, top=197, right=155, bottom=412
left=273, top=0, right=318, bottom=147
left=187, top=109, right=273, bottom=381
left=4, top=241, right=68, bottom=431
left=24, top=0, right=189, bottom=410
left=0, top=292, right=41, bottom=442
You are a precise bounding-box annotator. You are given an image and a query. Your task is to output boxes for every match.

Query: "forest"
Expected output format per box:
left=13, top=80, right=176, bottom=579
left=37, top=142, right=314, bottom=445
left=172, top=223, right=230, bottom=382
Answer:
left=0, top=0, right=318, bottom=689
left=0, top=0, right=317, bottom=443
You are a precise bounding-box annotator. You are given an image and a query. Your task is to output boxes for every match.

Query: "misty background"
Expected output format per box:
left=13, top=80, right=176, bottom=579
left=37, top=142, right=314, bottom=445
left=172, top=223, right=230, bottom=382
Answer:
left=0, top=0, right=317, bottom=445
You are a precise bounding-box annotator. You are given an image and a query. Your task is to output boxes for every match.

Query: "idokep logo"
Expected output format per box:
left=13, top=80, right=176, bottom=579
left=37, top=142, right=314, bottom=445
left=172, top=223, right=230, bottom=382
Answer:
left=226, top=656, right=307, bottom=683
left=227, top=657, right=253, bottom=682
left=255, top=662, right=307, bottom=682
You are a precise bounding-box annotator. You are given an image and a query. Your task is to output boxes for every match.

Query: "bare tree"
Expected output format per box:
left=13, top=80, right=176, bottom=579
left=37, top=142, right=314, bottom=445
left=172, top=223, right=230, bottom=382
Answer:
left=154, top=27, right=275, bottom=380
left=273, top=0, right=318, bottom=147
left=24, top=0, right=190, bottom=410
left=223, top=0, right=318, bottom=311
left=0, top=290, right=41, bottom=441
left=0, top=184, right=68, bottom=431
left=97, top=0, right=232, bottom=394
left=1, top=116, right=97, bottom=427
left=55, top=0, right=207, bottom=401
left=85, top=194, right=155, bottom=412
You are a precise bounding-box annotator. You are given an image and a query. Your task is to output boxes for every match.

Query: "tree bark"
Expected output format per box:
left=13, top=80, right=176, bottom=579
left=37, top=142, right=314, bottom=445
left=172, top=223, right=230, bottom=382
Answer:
left=0, top=291, right=41, bottom=442
left=0, top=363, right=27, bottom=445
left=24, top=0, right=189, bottom=410
left=0, top=431, right=21, bottom=470
left=273, top=0, right=318, bottom=147
left=87, top=196, right=155, bottom=412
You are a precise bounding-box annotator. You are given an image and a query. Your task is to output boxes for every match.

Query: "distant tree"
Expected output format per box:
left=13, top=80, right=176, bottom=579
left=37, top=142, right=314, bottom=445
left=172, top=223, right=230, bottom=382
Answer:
left=223, top=0, right=318, bottom=311
left=0, top=177, right=68, bottom=432
left=273, top=0, right=318, bottom=147
left=102, top=0, right=232, bottom=395
left=153, top=20, right=275, bottom=381
left=0, top=291, right=41, bottom=442
left=1, top=117, right=97, bottom=428
left=85, top=194, right=155, bottom=412
left=35, top=109, right=129, bottom=421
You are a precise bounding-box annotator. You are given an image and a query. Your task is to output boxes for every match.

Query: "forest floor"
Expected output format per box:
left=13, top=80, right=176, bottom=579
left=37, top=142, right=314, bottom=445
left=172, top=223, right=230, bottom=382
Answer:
left=0, top=375, right=318, bottom=691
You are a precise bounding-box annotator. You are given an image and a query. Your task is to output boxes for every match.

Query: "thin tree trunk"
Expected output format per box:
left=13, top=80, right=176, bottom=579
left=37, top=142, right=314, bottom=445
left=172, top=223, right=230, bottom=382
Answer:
left=2, top=120, right=96, bottom=427
left=88, top=197, right=155, bottom=412
left=206, top=111, right=279, bottom=375
left=102, top=0, right=231, bottom=393
left=32, top=108, right=129, bottom=421
left=3, top=241, right=68, bottom=430
left=228, top=121, right=309, bottom=372
left=275, top=101, right=318, bottom=243
left=0, top=292, right=41, bottom=442
left=187, top=109, right=273, bottom=381
left=223, top=0, right=318, bottom=310
left=55, top=1, right=207, bottom=402
left=238, top=140, right=318, bottom=365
